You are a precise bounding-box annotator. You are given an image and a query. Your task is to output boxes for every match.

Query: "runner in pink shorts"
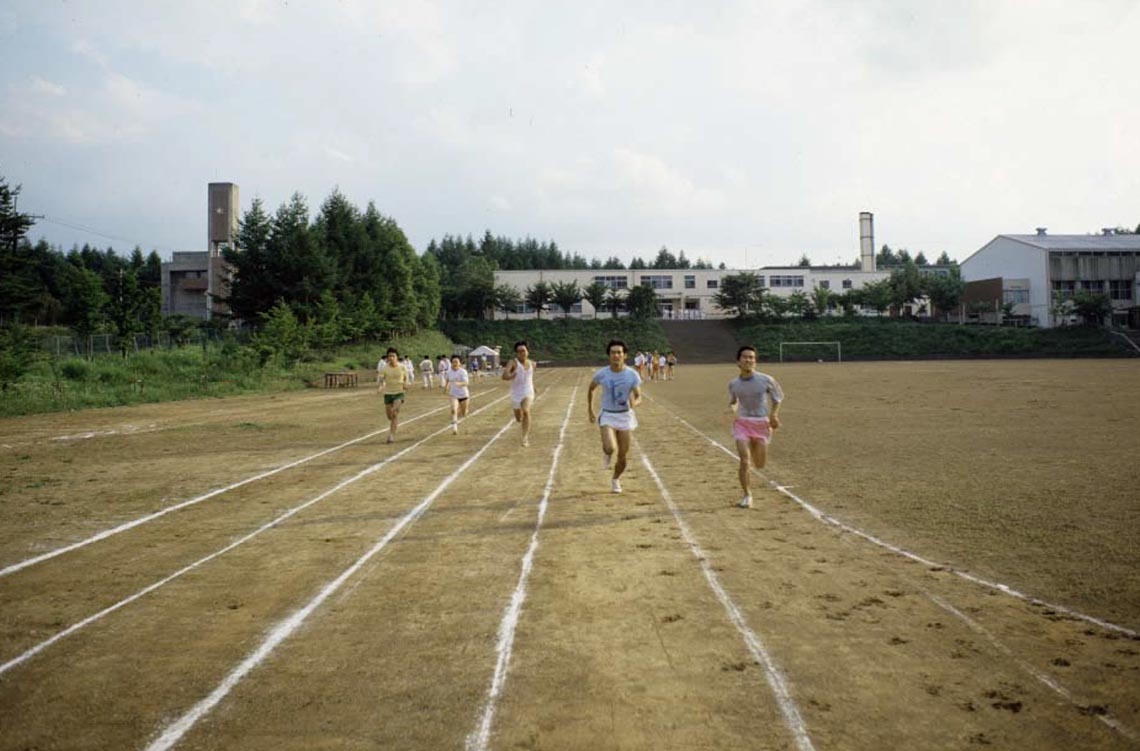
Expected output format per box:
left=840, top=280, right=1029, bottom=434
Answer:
left=727, top=345, right=783, bottom=508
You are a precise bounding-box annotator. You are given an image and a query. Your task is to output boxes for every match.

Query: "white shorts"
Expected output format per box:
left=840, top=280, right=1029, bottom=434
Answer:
left=511, top=393, right=534, bottom=410
left=599, top=410, right=637, bottom=432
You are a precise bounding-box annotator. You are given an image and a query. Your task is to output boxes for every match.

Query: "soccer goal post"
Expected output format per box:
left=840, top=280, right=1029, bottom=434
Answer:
left=778, top=341, right=841, bottom=363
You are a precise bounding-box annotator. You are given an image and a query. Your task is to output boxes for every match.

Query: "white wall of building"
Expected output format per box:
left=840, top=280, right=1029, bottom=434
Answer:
left=960, top=238, right=1050, bottom=325
left=493, top=267, right=895, bottom=319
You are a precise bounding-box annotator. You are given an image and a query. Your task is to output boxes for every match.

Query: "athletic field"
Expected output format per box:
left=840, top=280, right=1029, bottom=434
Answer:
left=1, top=360, right=1138, bottom=750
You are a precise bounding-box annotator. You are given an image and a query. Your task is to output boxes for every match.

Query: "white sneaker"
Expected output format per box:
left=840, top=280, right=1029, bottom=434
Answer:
left=521, top=436, right=529, bottom=447
left=452, top=422, right=459, bottom=435
left=737, top=495, right=752, bottom=509
left=386, top=435, right=395, bottom=444
left=603, top=453, right=612, bottom=470
left=611, top=478, right=622, bottom=494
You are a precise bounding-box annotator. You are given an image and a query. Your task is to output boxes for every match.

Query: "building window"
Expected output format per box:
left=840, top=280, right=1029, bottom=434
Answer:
left=593, top=275, right=628, bottom=289
left=842, top=279, right=852, bottom=290
left=756, top=276, right=765, bottom=287
left=640, top=275, right=673, bottom=290
left=1003, top=289, right=1030, bottom=305
left=1052, top=280, right=1076, bottom=299
left=1079, top=280, right=1103, bottom=292
left=1109, top=279, right=1133, bottom=301
left=769, top=275, right=805, bottom=288
left=818, top=280, right=830, bottom=290
left=570, top=303, right=582, bottom=314
left=684, top=275, right=696, bottom=289
left=707, top=279, right=719, bottom=289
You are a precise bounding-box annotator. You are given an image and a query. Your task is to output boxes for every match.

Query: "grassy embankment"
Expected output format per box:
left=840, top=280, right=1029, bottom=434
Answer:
left=731, top=319, right=1131, bottom=360
left=440, top=318, right=670, bottom=363
left=0, top=330, right=454, bottom=418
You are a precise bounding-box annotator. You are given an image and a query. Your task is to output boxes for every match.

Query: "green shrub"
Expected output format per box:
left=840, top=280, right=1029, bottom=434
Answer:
left=60, top=360, right=89, bottom=380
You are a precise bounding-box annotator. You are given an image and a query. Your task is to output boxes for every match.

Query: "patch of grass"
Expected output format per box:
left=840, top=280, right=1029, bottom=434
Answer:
left=0, top=329, right=457, bottom=418
left=439, top=318, right=669, bottom=362
left=731, top=319, right=1129, bottom=360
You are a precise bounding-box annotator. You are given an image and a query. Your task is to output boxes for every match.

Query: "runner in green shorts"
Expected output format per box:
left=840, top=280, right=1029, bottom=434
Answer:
left=379, top=347, right=409, bottom=443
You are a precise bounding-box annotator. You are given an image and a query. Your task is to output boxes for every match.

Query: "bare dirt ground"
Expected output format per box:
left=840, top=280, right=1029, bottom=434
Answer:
left=0, top=361, right=1137, bottom=750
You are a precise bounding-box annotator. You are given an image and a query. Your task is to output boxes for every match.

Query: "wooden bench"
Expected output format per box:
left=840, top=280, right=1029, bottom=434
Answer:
left=323, top=372, right=359, bottom=388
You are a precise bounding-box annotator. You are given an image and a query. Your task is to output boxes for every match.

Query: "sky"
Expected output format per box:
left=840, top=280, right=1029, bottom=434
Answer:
left=2, top=0, right=1139, bottom=269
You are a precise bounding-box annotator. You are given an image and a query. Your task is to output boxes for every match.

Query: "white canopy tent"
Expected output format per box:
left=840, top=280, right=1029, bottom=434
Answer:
left=467, top=345, right=501, bottom=374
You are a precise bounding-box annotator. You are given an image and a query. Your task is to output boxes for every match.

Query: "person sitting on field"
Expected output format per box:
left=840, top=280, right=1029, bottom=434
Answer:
left=727, top=345, right=783, bottom=508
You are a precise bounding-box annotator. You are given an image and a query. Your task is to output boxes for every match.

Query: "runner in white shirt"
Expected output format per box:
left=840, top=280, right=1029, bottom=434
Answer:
left=502, top=339, right=536, bottom=447
left=441, top=356, right=470, bottom=434
left=419, top=355, right=435, bottom=388
left=437, top=355, right=449, bottom=383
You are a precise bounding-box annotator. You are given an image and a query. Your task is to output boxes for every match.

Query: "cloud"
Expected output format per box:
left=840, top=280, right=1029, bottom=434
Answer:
left=1, top=67, right=196, bottom=143
left=28, top=76, right=66, bottom=96
left=322, top=145, right=354, bottom=164
left=610, top=147, right=726, bottom=215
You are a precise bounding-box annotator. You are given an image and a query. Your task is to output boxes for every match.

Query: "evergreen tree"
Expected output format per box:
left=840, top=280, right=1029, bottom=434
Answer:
left=412, top=253, right=441, bottom=328
left=0, top=174, right=35, bottom=254
left=652, top=246, right=678, bottom=269
left=365, top=203, right=417, bottom=332
left=223, top=198, right=275, bottom=323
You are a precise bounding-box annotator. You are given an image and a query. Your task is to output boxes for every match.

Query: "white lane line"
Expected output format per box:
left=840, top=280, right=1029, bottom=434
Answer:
left=467, top=386, right=579, bottom=751
left=654, top=402, right=1139, bottom=640
left=639, top=448, right=816, bottom=751
left=0, top=393, right=517, bottom=678
left=926, top=592, right=1138, bottom=742
left=0, top=390, right=500, bottom=579
left=143, top=413, right=523, bottom=751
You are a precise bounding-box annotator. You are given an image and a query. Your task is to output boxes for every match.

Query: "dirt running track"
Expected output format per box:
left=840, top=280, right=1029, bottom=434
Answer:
left=0, top=362, right=1137, bottom=750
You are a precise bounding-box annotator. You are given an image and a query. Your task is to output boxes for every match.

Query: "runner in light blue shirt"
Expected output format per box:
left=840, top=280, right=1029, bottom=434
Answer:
left=587, top=339, right=642, bottom=494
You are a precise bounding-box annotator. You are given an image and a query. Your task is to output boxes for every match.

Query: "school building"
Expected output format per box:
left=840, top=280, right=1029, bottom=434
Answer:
left=960, top=228, right=1140, bottom=328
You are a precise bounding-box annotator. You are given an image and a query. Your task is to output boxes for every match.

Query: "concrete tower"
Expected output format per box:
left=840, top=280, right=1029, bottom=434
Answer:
left=206, top=183, right=239, bottom=319
left=859, top=211, right=875, bottom=272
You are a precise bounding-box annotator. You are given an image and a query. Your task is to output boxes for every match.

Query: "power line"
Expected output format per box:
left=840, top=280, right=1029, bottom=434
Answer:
left=34, top=215, right=181, bottom=254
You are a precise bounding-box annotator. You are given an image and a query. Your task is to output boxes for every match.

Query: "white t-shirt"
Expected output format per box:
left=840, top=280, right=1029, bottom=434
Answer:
left=444, top=367, right=470, bottom=399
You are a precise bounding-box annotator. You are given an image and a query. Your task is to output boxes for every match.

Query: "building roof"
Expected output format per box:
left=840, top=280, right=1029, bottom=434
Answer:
left=999, top=233, right=1140, bottom=251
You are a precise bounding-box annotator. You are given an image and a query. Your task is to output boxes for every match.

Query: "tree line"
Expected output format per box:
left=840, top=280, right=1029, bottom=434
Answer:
left=712, top=263, right=968, bottom=320
left=425, top=232, right=715, bottom=319
left=222, top=190, right=440, bottom=347
left=2, top=175, right=168, bottom=356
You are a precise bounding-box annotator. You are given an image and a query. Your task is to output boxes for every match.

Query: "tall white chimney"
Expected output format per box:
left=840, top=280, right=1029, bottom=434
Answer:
left=859, top=212, right=875, bottom=271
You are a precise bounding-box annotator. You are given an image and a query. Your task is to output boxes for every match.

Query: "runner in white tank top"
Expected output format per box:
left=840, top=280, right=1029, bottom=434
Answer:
left=502, top=340, right=536, bottom=447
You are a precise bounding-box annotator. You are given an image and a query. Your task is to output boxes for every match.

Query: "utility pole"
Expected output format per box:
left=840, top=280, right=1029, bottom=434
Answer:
left=8, top=194, right=43, bottom=253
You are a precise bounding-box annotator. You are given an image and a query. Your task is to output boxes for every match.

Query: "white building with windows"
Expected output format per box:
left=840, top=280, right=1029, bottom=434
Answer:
left=491, top=264, right=922, bottom=319
left=960, top=229, right=1140, bottom=328
left=491, top=212, right=955, bottom=319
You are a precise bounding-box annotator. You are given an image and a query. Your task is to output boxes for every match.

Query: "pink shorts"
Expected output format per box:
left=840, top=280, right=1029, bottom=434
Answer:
left=733, top=417, right=772, bottom=444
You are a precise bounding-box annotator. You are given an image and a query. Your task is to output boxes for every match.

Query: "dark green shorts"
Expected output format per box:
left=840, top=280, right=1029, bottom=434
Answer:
left=384, top=393, right=405, bottom=406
